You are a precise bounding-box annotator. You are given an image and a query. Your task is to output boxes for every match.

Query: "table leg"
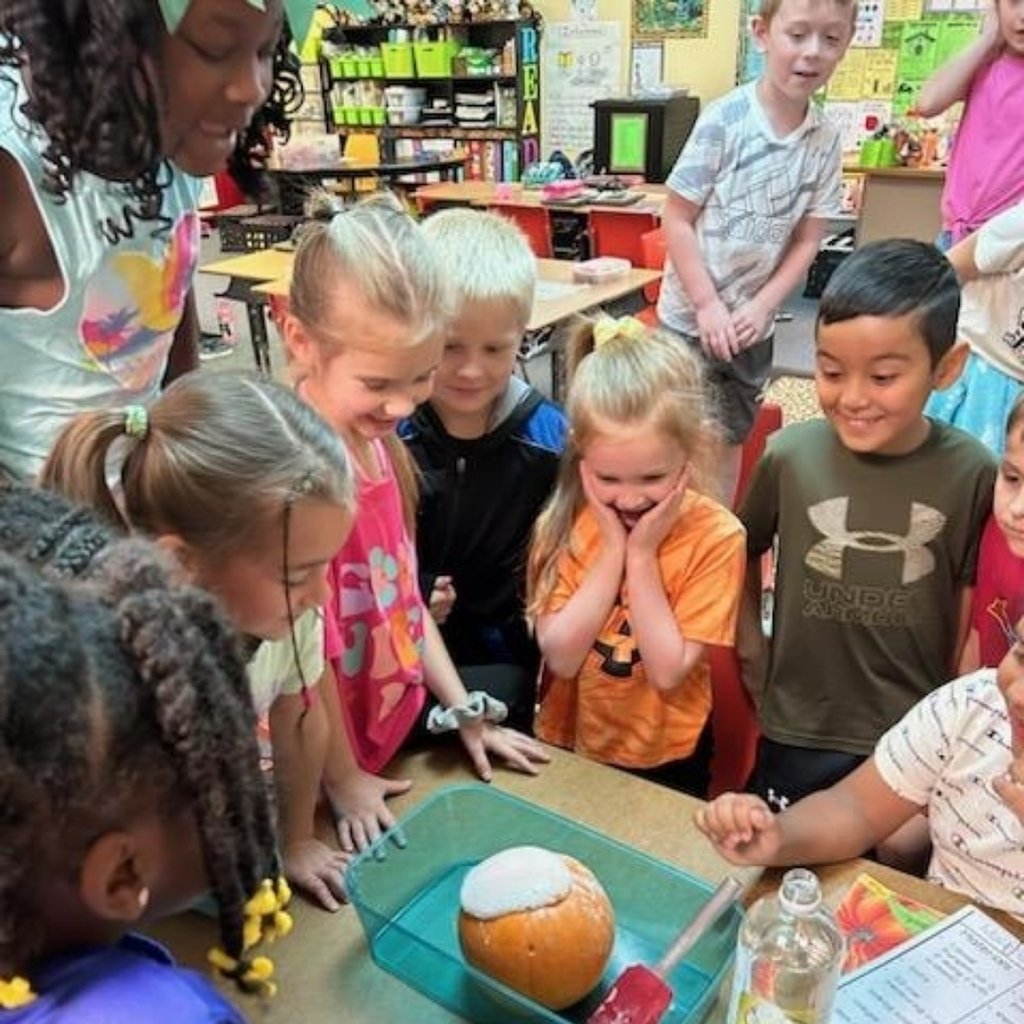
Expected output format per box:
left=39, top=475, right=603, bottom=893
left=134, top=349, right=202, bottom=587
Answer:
left=215, top=277, right=273, bottom=376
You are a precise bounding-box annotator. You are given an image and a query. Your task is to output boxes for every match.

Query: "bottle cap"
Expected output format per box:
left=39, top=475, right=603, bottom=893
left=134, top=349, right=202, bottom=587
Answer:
left=778, top=868, right=822, bottom=916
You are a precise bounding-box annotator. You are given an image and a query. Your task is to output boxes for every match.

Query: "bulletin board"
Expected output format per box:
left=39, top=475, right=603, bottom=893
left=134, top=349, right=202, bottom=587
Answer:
left=736, top=0, right=983, bottom=154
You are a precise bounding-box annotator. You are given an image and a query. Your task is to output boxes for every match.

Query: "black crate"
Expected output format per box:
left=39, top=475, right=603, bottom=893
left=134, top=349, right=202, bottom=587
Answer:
left=804, top=228, right=855, bottom=299
left=219, top=212, right=302, bottom=253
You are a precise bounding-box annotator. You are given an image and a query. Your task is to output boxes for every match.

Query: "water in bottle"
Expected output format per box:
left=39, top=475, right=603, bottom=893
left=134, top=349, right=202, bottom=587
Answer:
left=727, top=868, right=845, bottom=1024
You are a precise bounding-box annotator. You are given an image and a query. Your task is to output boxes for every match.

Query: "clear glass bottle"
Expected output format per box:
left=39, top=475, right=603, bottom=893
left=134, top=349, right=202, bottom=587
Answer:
left=727, top=868, right=846, bottom=1024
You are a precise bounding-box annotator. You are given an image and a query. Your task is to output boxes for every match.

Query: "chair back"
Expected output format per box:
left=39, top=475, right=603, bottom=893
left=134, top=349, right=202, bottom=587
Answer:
left=490, top=203, right=554, bottom=259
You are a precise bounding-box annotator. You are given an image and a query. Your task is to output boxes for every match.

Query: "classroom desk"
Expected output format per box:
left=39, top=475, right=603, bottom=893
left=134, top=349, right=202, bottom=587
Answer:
left=197, top=249, right=298, bottom=374
left=148, top=745, right=1018, bottom=1023
left=414, top=180, right=669, bottom=219
left=847, top=165, right=945, bottom=246
left=253, top=258, right=661, bottom=396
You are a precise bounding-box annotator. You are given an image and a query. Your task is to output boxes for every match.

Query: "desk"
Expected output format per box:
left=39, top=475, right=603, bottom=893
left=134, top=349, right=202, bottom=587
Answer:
left=846, top=165, right=945, bottom=245
left=271, top=153, right=467, bottom=213
left=253, top=258, right=661, bottom=397
left=149, top=746, right=1017, bottom=1023
left=415, top=180, right=669, bottom=220
left=197, top=250, right=297, bottom=374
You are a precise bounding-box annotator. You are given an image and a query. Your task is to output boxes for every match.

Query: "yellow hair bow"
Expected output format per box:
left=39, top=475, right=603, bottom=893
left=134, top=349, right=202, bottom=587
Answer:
left=0, top=977, right=35, bottom=1009
left=593, top=315, right=647, bottom=349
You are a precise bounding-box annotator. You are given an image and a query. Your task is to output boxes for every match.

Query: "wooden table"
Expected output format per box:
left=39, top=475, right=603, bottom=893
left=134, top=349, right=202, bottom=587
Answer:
left=844, top=165, right=945, bottom=246
left=148, top=745, right=1015, bottom=1023
left=414, top=180, right=669, bottom=219
left=252, top=257, right=661, bottom=396
left=197, top=249, right=299, bottom=374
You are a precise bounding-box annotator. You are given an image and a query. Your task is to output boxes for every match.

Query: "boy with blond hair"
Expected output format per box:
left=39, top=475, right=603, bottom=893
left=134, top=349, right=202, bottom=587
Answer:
left=401, top=209, right=567, bottom=732
left=658, top=0, right=857, bottom=504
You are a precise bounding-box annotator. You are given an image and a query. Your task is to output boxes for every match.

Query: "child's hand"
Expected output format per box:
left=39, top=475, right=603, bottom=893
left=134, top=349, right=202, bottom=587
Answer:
left=993, top=758, right=1024, bottom=825
left=696, top=297, right=739, bottom=361
left=325, top=769, right=414, bottom=852
left=282, top=837, right=352, bottom=912
left=458, top=720, right=551, bottom=783
left=581, top=461, right=627, bottom=550
left=627, top=468, right=689, bottom=557
left=693, top=792, right=781, bottom=866
left=731, top=299, right=771, bottom=352
left=428, top=575, right=456, bottom=624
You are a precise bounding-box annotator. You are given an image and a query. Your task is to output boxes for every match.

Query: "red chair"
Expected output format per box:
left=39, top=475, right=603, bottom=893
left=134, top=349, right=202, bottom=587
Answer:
left=490, top=203, right=553, bottom=259
left=707, top=401, right=783, bottom=798
left=636, top=226, right=667, bottom=325
left=588, top=208, right=658, bottom=267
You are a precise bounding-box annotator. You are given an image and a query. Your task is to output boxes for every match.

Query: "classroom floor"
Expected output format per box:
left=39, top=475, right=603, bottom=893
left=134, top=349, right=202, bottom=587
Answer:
left=195, top=228, right=823, bottom=425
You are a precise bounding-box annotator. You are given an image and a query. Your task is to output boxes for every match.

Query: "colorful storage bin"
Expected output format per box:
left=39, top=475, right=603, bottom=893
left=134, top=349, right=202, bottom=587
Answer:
left=381, top=42, right=415, bottom=78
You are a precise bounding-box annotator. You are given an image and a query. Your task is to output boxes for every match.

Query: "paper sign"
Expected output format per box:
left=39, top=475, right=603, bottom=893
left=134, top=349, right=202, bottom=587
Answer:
left=833, top=905, right=1024, bottom=1023
left=864, top=50, right=899, bottom=97
left=936, top=19, right=982, bottom=64
left=610, top=113, right=647, bottom=172
left=887, top=0, right=924, bottom=19
left=854, top=0, right=886, bottom=47
left=899, top=21, right=940, bottom=79
left=828, top=50, right=868, bottom=99
left=631, top=42, right=664, bottom=92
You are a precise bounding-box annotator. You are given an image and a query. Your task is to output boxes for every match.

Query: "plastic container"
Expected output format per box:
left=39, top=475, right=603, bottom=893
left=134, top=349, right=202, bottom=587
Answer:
left=727, top=868, right=845, bottom=1024
left=386, top=104, right=423, bottom=126
left=573, top=257, right=632, bottom=284
left=370, top=106, right=386, bottom=126
left=345, top=785, right=741, bottom=1024
left=385, top=85, right=427, bottom=108
left=381, top=41, right=415, bottom=78
left=414, top=40, right=457, bottom=78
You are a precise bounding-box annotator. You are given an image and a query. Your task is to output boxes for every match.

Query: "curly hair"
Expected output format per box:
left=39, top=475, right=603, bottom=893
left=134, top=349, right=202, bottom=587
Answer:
left=0, top=543, right=278, bottom=990
left=0, top=0, right=302, bottom=207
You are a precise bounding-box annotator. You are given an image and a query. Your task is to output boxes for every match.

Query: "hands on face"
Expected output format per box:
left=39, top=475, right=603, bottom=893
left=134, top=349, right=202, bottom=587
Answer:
left=626, top=467, right=690, bottom=557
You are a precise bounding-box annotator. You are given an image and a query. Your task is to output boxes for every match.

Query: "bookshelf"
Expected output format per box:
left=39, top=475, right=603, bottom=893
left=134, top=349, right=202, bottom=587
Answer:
left=319, top=17, right=541, bottom=183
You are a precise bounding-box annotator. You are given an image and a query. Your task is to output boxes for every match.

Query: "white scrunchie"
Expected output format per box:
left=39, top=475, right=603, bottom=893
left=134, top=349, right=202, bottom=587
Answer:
left=426, top=691, right=508, bottom=734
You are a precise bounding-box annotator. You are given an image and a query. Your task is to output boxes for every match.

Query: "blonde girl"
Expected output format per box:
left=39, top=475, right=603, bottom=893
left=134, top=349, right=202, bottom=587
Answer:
left=527, top=317, right=746, bottom=797
left=283, top=194, right=548, bottom=851
left=40, top=372, right=356, bottom=912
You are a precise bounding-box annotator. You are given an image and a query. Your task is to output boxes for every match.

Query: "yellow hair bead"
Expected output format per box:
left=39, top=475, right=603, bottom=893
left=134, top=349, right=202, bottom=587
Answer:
left=593, top=315, right=647, bottom=349
left=207, top=947, right=239, bottom=974
left=245, top=879, right=277, bottom=918
left=242, top=916, right=262, bottom=952
left=0, top=976, right=36, bottom=1009
left=268, top=909, right=294, bottom=941
left=274, top=876, right=293, bottom=908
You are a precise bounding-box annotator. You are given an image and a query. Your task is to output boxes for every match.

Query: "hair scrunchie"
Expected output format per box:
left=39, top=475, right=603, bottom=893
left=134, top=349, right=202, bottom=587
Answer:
left=123, top=405, right=149, bottom=440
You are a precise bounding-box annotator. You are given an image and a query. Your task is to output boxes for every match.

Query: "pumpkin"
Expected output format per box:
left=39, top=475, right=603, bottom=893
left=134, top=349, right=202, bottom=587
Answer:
left=458, top=846, right=616, bottom=1010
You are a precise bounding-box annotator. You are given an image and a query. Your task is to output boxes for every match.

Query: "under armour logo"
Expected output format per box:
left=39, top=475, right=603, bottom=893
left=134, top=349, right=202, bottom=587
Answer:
left=766, top=787, right=790, bottom=811
left=805, top=497, right=945, bottom=584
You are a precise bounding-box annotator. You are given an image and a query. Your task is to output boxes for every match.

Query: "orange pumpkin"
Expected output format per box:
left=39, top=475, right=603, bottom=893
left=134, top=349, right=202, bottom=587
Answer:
left=458, top=849, right=616, bottom=1010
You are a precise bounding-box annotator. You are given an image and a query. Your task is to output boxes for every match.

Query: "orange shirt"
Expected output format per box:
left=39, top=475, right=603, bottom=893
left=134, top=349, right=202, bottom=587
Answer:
left=536, top=492, right=745, bottom=769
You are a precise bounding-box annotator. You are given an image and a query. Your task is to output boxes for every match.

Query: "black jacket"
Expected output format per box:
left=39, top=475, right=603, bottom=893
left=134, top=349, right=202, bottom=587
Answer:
left=399, top=380, right=567, bottom=671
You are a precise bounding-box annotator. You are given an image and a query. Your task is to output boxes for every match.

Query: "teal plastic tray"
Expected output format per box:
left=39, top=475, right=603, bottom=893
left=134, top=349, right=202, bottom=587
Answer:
left=345, top=784, right=739, bottom=1023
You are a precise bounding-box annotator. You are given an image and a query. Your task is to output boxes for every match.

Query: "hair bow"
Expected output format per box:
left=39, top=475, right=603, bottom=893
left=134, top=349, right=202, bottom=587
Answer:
left=593, top=315, right=647, bottom=349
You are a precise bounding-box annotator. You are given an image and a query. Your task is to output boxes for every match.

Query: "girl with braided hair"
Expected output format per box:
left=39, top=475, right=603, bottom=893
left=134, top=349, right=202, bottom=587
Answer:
left=40, top=372, right=358, bottom=912
left=0, top=0, right=303, bottom=481
left=0, top=544, right=291, bottom=1016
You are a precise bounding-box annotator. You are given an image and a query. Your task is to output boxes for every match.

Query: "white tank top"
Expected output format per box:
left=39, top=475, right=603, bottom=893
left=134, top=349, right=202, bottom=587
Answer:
left=0, top=66, right=201, bottom=481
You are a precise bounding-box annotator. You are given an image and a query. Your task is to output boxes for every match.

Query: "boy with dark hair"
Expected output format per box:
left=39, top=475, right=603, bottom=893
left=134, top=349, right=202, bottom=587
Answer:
left=740, top=239, right=997, bottom=809
left=658, top=0, right=858, bottom=504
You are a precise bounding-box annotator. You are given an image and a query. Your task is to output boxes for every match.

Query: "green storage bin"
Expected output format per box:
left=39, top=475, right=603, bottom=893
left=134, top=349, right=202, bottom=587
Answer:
left=341, top=56, right=358, bottom=77
left=358, top=107, right=373, bottom=126
left=331, top=105, right=346, bottom=127
left=344, top=107, right=361, bottom=126
left=370, top=106, right=386, bottom=126
left=413, top=40, right=456, bottom=78
left=345, top=785, right=741, bottom=1024
left=369, top=57, right=385, bottom=77
left=328, top=54, right=346, bottom=78
left=381, top=42, right=415, bottom=78
left=356, top=58, right=371, bottom=77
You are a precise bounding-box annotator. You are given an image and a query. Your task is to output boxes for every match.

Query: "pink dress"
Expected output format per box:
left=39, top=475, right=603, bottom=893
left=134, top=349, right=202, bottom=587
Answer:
left=324, top=440, right=427, bottom=772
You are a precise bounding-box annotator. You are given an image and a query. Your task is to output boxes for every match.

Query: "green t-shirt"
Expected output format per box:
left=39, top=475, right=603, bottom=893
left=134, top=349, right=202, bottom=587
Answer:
left=740, top=419, right=996, bottom=756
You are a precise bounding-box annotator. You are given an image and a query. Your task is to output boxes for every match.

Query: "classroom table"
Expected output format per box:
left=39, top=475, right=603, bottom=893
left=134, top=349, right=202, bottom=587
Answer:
left=252, top=257, right=661, bottom=397
left=197, top=249, right=298, bottom=374
left=414, top=180, right=669, bottom=219
left=148, top=744, right=1019, bottom=1023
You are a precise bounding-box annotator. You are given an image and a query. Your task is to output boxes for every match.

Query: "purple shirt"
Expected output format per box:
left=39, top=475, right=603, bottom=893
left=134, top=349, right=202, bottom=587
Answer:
left=3, top=934, right=243, bottom=1023
left=942, top=52, right=1024, bottom=241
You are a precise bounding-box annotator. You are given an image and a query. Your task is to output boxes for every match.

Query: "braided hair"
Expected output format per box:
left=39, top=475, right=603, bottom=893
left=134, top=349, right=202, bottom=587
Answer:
left=0, top=543, right=279, bottom=993
left=0, top=0, right=301, bottom=207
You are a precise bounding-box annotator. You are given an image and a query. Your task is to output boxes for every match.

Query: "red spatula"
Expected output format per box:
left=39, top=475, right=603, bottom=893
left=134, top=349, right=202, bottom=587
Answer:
left=588, top=875, right=744, bottom=1024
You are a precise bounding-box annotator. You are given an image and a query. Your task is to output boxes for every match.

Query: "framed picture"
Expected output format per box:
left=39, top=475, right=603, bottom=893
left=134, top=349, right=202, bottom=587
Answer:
left=633, top=0, right=708, bottom=39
